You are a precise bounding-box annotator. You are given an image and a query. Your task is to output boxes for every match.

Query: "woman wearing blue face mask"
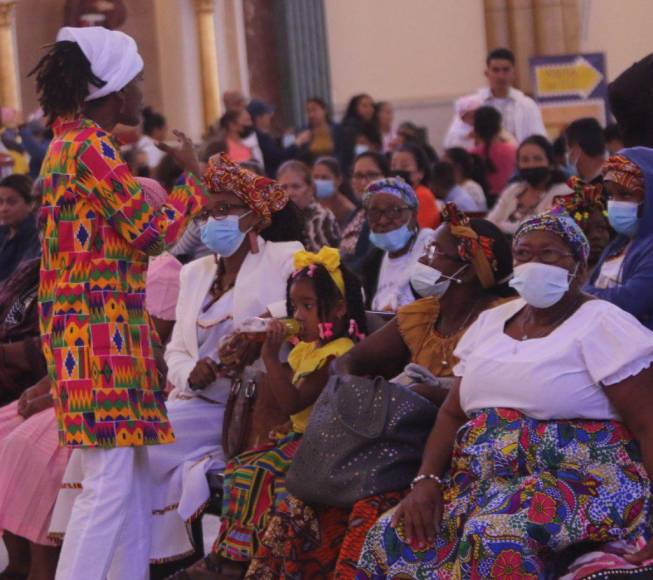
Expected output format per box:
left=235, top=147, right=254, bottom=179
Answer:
left=358, top=207, right=653, bottom=578
left=585, top=149, right=653, bottom=330
left=311, top=156, right=357, bottom=228
left=277, top=159, right=341, bottom=252
left=146, top=154, right=305, bottom=564
left=360, top=177, right=435, bottom=311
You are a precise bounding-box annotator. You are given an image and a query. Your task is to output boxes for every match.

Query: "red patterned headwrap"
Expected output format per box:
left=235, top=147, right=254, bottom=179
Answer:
left=602, top=154, right=645, bottom=197
left=204, top=153, right=289, bottom=226
left=441, top=203, right=498, bottom=289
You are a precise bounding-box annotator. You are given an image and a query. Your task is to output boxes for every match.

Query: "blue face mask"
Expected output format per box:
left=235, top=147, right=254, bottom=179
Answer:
left=314, top=178, right=336, bottom=199
left=607, top=200, right=640, bottom=238
left=369, top=224, right=414, bottom=253
left=200, top=213, right=251, bottom=257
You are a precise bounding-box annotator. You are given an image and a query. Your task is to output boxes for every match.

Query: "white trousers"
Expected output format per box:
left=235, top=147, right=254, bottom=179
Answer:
left=55, top=446, right=151, bottom=580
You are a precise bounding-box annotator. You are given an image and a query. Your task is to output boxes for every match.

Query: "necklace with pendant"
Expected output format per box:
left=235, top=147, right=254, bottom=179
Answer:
left=513, top=296, right=583, bottom=352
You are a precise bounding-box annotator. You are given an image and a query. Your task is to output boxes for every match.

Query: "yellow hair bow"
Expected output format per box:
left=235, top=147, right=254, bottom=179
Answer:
left=293, top=247, right=345, bottom=295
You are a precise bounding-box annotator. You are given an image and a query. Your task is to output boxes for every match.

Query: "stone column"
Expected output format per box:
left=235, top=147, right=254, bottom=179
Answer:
left=507, top=0, right=536, bottom=91
left=484, top=0, right=511, bottom=53
left=193, top=0, right=222, bottom=128
left=0, top=1, right=20, bottom=110
left=533, top=0, right=566, bottom=55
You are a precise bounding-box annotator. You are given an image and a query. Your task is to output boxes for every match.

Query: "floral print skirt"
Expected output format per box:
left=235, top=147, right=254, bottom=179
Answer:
left=356, top=408, right=652, bottom=580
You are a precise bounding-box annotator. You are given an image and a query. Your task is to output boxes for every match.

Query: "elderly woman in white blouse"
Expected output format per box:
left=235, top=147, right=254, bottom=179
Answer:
left=357, top=207, right=653, bottom=578
left=146, top=155, right=303, bottom=564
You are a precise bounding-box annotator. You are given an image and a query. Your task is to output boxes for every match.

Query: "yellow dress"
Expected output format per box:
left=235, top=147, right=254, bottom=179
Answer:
left=288, top=337, right=354, bottom=433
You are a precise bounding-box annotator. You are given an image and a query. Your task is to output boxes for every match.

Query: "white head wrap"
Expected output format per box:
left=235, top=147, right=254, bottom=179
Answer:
left=454, top=95, right=483, bottom=117
left=56, top=26, right=144, bottom=102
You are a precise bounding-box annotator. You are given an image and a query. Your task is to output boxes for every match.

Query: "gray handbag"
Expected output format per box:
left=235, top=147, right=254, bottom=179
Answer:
left=286, top=374, right=438, bottom=508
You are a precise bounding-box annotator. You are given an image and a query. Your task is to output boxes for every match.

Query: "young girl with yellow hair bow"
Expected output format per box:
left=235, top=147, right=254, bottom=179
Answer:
left=185, top=247, right=367, bottom=577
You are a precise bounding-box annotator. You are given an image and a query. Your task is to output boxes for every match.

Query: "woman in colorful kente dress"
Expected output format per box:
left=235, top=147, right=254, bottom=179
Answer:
left=356, top=207, right=653, bottom=579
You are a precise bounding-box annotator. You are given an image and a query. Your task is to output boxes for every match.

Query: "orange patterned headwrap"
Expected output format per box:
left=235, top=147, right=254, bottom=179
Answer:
left=441, top=203, right=497, bottom=289
left=602, top=154, right=645, bottom=197
left=204, top=154, right=289, bottom=226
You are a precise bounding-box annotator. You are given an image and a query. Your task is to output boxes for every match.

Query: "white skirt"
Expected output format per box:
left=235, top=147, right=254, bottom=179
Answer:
left=48, top=394, right=226, bottom=563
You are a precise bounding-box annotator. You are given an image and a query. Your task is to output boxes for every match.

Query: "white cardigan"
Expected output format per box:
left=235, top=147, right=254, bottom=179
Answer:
left=165, top=238, right=303, bottom=396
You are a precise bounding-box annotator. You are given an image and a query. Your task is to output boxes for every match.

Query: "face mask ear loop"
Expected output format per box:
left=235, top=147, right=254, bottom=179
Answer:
left=569, top=262, right=580, bottom=283
left=452, top=263, right=469, bottom=284
left=238, top=210, right=259, bottom=254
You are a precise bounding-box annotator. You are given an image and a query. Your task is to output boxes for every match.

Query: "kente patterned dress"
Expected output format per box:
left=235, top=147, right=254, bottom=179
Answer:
left=246, top=296, right=488, bottom=580
left=39, top=117, right=206, bottom=449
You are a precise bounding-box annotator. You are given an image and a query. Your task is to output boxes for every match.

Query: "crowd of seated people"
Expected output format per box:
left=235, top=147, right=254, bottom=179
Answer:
left=4, top=25, right=653, bottom=580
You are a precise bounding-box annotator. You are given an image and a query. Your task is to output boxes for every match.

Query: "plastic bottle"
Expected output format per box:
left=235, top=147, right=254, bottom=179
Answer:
left=238, top=316, right=301, bottom=337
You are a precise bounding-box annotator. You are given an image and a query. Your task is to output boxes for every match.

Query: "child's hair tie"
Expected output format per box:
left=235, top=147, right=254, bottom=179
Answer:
left=348, top=319, right=365, bottom=341
left=319, top=322, right=334, bottom=341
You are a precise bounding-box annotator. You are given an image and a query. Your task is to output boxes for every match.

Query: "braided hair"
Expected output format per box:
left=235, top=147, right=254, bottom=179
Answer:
left=287, top=262, right=368, bottom=341
left=29, top=41, right=107, bottom=122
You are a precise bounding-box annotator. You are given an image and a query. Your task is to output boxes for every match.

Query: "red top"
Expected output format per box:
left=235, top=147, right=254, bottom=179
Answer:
left=472, top=141, right=517, bottom=197
left=415, top=184, right=441, bottom=229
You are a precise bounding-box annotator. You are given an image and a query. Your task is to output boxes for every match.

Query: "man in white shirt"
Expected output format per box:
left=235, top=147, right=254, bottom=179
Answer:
left=446, top=48, right=546, bottom=146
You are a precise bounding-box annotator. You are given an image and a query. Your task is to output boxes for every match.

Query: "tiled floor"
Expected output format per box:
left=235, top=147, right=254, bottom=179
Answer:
left=0, top=515, right=220, bottom=574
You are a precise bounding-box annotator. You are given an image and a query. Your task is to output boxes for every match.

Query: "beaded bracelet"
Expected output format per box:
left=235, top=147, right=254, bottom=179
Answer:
left=410, top=473, right=444, bottom=490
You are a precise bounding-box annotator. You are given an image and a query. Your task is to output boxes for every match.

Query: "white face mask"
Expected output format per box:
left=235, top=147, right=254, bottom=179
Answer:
left=409, top=261, right=467, bottom=299
left=509, top=262, right=574, bottom=308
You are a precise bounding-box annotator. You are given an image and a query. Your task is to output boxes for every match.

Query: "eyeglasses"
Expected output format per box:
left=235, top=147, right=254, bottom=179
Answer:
left=352, top=171, right=383, bottom=182
left=365, top=206, right=411, bottom=222
left=424, top=242, right=461, bottom=264
left=195, top=203, right=250, bottom=225
left=513, top=248, right=574, bottom=264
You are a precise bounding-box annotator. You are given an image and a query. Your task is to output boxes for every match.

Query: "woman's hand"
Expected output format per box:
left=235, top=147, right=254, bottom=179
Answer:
left=261, top=320, right=287, bottom=363
left=391, top=480, right=443, bottom=548
left=188, top=357, right=220, bottom=390
left=18, top=393, right=53, bottom=419
left=218, top=333, right=263, bottom=376
left=157, top=130, right=202, bottom=177
left=294, top=130, right=311, bottom=147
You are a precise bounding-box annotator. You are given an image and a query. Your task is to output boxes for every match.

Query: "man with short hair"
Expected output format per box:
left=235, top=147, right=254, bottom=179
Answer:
left=446, top=48, right=546, bottom=145
left=565, top=117, right=606, bottom=185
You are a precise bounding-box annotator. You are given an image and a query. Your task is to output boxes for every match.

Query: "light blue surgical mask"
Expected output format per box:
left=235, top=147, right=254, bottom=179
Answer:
left=314, top=178, right=336, bottom=199
left=369, top=224, right=414, bottom=253
left=200, top=213, right=251, bottom=257
left=607, top=200, right=640, bottom=238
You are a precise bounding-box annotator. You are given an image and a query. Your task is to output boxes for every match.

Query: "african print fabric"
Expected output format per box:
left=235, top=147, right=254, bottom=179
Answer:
left=515, top=206, right=590, bottom=263
left=39, top=117, right=206, bottom=448
left=246, top=491, right=406, bottom=580
left=215, top=431, right=303, bottom=562
left=205, top=153, right=288, bottom=226
left=356, top=408, right=652, bottom=579
left=603, top=154, right=645, bottom=197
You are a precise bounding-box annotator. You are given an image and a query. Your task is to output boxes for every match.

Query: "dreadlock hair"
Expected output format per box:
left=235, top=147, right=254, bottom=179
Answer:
left=286, top=261, right=368, bottom=342
left=30, top=41, right=107, bottom=122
